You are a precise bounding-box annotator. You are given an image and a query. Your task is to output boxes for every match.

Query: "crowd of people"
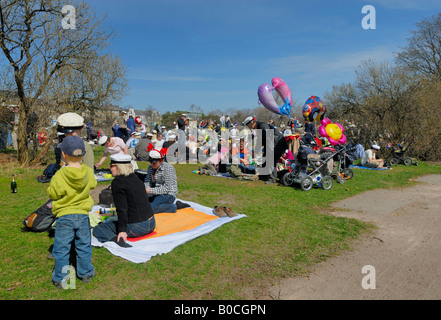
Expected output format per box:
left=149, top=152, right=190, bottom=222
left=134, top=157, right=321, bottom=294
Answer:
left=39, top=108, right=391, bottom=289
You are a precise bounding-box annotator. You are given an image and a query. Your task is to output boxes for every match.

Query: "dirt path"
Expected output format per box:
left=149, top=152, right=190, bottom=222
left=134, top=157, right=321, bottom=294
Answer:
left=268, top=174, right=441, bottom=300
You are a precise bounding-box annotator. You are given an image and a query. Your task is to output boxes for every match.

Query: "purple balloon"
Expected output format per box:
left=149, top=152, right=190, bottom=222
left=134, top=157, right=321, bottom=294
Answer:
left=258, top=83, right=281, bottom=115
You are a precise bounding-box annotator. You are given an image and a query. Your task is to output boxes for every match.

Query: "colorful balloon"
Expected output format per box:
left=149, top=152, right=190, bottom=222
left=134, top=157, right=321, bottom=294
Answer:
left=302, top=96, right=327, bottom=122
left=318, top=118, right=347, bottom=146
left=135, top=116, right=142, bottom=125
left=257, top=77, right=292, bottom=117
left=272, top=77, right=292, bottom=106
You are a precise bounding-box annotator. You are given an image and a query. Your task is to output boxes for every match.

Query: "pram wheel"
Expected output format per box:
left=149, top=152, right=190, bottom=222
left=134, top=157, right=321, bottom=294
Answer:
left=300, top=176, right=313, bottom=191
left=404, top=157, right=412, bottom=166
left=343, top=168, right=354, bottom=180
left=281, top=172, right=295, bottom=186
left=321, top=175, right=333, bottom=190
left=390, top=158, right=399, bottom=165
left=336, top=173, right=346, bottom=184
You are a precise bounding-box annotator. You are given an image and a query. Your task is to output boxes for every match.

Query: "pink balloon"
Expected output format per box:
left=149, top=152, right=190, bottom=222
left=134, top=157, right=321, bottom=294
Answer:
left=339, top=135, right=347, bottom=145
left=336, top=123, right=344, bottom=133
left=318, top=125, right=327, bottom=137
left=328, top=137, right=339, bottom=146
left=321, top=117, right=332, bottom=127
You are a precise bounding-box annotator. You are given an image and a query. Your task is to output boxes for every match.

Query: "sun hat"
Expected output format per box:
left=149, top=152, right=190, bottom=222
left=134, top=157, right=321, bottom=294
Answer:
left=61, top=136, right=86, bottom=156
left=110, top=154, right=132, bottom=164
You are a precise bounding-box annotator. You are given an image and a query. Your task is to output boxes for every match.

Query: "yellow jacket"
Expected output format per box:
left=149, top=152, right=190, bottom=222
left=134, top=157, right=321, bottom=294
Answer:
left=47, top=164, right=97, bottom=217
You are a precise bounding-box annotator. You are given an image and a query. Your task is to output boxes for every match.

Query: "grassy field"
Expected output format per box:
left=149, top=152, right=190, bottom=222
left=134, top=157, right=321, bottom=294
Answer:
left=1, top=146, right=441, bottom=300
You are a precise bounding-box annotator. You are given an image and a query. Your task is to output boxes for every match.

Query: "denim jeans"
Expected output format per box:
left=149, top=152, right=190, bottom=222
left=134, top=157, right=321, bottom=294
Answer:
left=92, top=217, right=156, bottom=242
left=52, top=214, right=95, bottom=284
left=149, top=194, right=177, bottom=214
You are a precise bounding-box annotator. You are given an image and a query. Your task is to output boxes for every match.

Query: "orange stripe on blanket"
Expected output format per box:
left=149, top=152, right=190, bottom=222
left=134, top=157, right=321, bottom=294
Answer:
left=127, top=208, right=218, bottom=242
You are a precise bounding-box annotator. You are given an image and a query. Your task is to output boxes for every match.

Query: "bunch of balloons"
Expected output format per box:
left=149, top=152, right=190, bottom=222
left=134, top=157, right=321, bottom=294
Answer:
left=257, top=77, right=292, bottom=117
left=318, top=118, right=347, bottom=146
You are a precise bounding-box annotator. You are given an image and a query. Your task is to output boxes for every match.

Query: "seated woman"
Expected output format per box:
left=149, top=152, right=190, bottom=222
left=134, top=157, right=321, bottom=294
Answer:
left=92, top=154, right=155, bottom=246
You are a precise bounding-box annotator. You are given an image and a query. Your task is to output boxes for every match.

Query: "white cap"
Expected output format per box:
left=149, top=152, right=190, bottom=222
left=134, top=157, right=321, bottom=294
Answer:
left=98, top=136, right=109, bottom=146
left=57, top=112, right=84, bottom=133
left=243, top=116, right=254, bottom=125
left=134, top=132, right=141, bottom=136
left=169, top=134, right=176, bottom=140
left=372, top=144, right=380, bottom=150
left=110, top=154, right=132, bottom=164
left=149, top=149, right=162, bottom=160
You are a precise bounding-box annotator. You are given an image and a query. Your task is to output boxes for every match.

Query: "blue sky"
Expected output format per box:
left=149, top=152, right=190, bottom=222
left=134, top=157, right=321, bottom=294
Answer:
left=88, top=0, right=441, bottom=114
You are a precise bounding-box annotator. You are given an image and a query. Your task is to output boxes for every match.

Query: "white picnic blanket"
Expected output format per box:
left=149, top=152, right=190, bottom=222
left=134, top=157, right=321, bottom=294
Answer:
left=91, top=200, right=246, bottom=263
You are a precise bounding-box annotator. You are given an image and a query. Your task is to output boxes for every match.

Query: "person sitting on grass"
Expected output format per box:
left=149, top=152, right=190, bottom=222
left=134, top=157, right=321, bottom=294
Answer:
left=47, top=136, right=97, bottom=289
left=144, top=149, right=190, bottom=213
left=361, top=144, right=384, bottom=168
left=92, top=154, right=156, bottom=247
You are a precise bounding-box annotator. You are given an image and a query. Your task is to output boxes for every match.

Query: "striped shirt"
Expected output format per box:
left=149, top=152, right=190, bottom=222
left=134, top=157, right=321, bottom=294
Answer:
left=144, top=161, right=178, bottom=197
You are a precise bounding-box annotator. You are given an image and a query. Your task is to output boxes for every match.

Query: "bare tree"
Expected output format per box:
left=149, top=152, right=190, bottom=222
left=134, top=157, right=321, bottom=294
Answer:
left=395, top=13, right=441, bottom=80
left=0, top=0, right=125, bottom=165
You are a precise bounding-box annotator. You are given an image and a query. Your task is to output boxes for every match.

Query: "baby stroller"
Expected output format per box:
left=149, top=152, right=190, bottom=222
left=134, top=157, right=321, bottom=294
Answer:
left=319, top=144, right=356, bottom=184
left=281, top=145, right=334, bottom=191
left=386, top=137, right=418, bottom=166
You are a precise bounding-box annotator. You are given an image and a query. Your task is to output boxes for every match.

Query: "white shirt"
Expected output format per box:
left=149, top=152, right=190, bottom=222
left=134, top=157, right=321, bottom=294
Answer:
left=361, top=149, right=374, bottom=165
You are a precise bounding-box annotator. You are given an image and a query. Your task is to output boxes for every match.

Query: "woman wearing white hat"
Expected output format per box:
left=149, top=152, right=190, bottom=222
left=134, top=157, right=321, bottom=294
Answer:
left=92, top=154, right=155, bottom=246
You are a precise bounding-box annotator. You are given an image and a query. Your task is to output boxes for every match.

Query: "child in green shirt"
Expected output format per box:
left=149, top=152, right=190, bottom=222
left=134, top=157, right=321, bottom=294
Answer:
left=47, top=136, right=97, bottom=289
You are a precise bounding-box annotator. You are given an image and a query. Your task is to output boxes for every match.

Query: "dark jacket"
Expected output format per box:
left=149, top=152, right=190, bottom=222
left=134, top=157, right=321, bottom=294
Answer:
left=256, top=121, right=287, bottom=161
left=111, top=173, right=154, bottom=233
left=177, top=117, right=186, bottom=131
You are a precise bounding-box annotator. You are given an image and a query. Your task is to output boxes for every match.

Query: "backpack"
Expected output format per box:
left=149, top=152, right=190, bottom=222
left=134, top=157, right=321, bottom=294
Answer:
left=43, top=163, right=58, bottom=179
left=22, top=200, right=55, bottom=232
left=99, top=186, right=113, bottom=208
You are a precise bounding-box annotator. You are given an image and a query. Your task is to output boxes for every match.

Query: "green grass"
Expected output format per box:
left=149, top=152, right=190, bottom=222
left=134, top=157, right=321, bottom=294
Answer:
left=1, top=146, right=441, bottom=299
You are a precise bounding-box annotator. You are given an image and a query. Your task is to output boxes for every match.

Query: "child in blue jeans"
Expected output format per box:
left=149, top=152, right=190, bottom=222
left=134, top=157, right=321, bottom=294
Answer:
left=47, top=136, right=97, bottom=289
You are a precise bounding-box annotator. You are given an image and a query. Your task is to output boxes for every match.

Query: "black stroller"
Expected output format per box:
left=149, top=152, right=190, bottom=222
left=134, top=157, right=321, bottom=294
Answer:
left=386, top=137, right=418, bottom=166
left=281, top=145, right=334, bottom=191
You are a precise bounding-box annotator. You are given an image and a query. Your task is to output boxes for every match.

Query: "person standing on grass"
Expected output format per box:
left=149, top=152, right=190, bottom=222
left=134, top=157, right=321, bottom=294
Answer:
left=94, top=135, right=128, bottom=169
left=47, top=136, right=97, bottom=289
left=57, top=112, right=94, bottom=170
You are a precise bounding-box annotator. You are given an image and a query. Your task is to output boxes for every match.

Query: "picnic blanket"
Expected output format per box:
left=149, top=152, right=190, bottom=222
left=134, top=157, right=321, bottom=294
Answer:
left=91, top=200, right=246, bottom=263
left=349, top=165, right=391, bottom=171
